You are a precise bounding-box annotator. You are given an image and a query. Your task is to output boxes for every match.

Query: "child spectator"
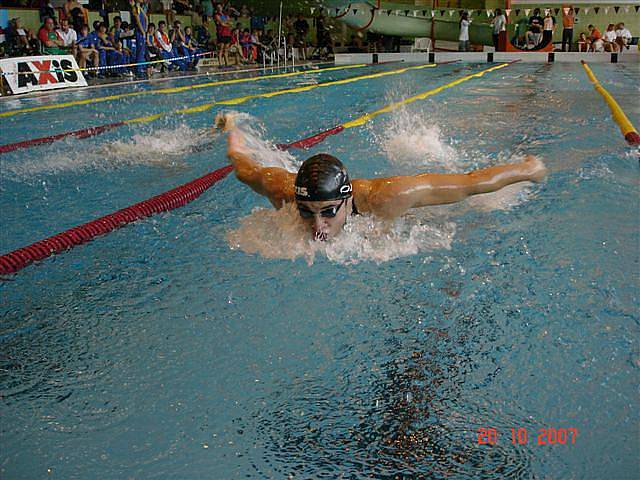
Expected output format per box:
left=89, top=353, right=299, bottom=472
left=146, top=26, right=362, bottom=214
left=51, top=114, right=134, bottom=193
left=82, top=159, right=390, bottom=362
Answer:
left=577, top=32, right=588, bottom=52
left=240, top=28, right=253, bottom=62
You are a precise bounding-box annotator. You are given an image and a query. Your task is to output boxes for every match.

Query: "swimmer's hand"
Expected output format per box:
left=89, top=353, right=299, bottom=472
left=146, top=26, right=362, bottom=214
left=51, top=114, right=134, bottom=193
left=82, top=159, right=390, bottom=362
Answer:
left=214, top=112, right=236, bottom=132
left=523, top=155, right=547, bottom=182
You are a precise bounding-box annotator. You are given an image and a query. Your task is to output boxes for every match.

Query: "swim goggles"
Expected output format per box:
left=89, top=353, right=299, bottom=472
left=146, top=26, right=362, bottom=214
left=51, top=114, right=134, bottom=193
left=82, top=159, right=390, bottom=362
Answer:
left=297, top=198, right=346, bottom=219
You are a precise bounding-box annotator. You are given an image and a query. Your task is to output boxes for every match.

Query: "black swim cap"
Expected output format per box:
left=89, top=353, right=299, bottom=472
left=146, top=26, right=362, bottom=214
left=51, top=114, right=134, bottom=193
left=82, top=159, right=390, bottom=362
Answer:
left=294, top=154, right=352, bottom=202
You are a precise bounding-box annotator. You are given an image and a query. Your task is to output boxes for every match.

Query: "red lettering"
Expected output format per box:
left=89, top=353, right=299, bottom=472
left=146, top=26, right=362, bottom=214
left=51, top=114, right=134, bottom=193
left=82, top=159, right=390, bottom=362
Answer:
left=31, top=61, right=57, bottom=85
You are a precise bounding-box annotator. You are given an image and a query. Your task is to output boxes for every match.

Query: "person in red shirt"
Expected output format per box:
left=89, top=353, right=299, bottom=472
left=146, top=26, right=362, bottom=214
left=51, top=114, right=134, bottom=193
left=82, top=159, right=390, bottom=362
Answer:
left=38, top=17, right=67, bottom=55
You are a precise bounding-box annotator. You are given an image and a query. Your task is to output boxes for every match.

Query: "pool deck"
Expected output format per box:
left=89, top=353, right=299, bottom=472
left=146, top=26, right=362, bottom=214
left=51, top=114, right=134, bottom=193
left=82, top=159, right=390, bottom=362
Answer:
left=336, top=50, right=640, bottom=65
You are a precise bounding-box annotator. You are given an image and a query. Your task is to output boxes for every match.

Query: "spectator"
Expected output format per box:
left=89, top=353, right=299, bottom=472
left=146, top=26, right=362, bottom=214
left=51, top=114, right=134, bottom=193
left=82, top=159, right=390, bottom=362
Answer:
left=38, top=17, right=67, bottom=55
left=528, top=8, right=543, bottom=47
left=293, top=13, right=309, bottom=50
left=561, top=6, right=574, bottom=52
left=161, top=0, right=175, bottom=25
left=542, top=10, right=555, bottom=46
left=214, top=3, right=232, bottom=67
left=615, top=23, right=632, bottom=50
left=458, top=11, right=471, bottom=52
left=57, top=18, right=78, bottom=56
left=75, top=24, right=99, bottom=74
left=240, top=28, right=253, bottom=62
left=155, top=20, right=185, bottom=70
left=96, top=22, right=120, bottom=75
left=6, top=18, right=37, bottom=56
left=201, top=0, right=214, bottom=23
left=491, top=9, right=506, bottom=50
left=229, top=26, right=245, bottom=65
left=183, top=25, right=204, bottom=68
left=603, top=24, right=619, bottom=52
left=587, top=24, right=603, bottom=52
left=577, top=32, right=588, bottom=52
left=145, top=23, right=160, bottom=74
left=109, top=15, right=122, bottom=44
left=170, top=20, right=186, bottom=55
left=63, top=0, right=85, bottom=32
left=173, top=0, right=192, bottom=16
left=39, top=1, right=56, bottom=23
left=250, top=10, right=265, bottom=33
left=131, top=0, right=149, bottom=78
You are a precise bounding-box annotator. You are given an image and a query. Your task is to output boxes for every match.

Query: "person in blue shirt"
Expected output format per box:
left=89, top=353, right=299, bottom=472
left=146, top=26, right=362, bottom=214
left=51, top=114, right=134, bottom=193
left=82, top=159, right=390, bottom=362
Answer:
left=76, top=24, right=99, bottom=75
left=130, top=0, right=148, bottom=78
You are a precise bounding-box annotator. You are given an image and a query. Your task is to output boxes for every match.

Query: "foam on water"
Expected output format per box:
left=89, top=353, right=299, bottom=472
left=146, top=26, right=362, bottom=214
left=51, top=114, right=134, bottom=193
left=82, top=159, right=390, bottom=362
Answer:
left=225, top=203, right=456, bottom=265
left=2, top=124, right=212, bottom=181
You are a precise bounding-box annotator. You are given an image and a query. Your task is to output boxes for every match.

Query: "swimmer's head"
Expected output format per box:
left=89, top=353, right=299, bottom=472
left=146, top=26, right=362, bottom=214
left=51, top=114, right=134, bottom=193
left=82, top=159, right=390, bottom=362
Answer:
left=294, top=154, right=353, bottom=241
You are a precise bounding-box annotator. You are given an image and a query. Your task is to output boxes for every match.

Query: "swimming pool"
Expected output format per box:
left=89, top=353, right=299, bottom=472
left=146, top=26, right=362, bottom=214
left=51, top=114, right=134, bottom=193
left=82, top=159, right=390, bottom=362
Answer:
left=1, top=61, right=638, bottom=478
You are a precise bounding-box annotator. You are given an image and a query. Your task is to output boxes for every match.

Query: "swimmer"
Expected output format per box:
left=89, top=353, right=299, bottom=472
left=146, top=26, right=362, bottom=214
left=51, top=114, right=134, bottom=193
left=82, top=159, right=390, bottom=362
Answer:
left=216, top=112, right=547, bottom=241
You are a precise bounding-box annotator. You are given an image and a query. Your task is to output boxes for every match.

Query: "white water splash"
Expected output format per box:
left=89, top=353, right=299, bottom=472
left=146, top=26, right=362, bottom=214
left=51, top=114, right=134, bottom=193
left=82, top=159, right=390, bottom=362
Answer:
left=2, top=124, right=212, bottom=181
left=373, top=108, right=462, bottom=172
left=225, top=203, right=456, bottom=265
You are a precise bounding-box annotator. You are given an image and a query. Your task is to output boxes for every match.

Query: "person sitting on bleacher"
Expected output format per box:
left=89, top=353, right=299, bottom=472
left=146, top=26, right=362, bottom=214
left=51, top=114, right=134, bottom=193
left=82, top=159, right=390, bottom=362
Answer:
left=587, top=24, right=604, bottom=52
left=615, top=23, right=632, bottom=50
left=155, top=20, right=186, bottom=71
left=145, top=23, right=160, bottom=75
left=183, top=26, right=204, bottom=69
left=6, top=18, right=38, bottom=56
left=56, top=18, right=77, bottom=56
left=603, top=24, right=619, bottom=52
left=75, top=24, right=99, bottom=75
left=38, top=17, right=68, bottom=55
left=109, top=16, right=123, bottom=45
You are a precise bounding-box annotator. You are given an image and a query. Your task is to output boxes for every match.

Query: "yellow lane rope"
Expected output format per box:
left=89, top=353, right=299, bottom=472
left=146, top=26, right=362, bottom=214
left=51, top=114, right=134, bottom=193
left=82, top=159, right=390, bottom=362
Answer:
left=580, top=60, right=639, bottom=146
left=0, top=63, right=368, bottom=119
left=343, top=62, right=511, bottom=129
left=108, top=63, right=438, bottom=125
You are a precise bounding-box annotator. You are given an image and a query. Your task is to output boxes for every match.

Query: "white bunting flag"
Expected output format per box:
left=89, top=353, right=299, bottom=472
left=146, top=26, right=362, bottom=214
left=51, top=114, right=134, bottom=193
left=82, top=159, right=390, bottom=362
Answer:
left=310, top=7, right=315, bottom=14
left=584, top=7, right=590, bottom=14
left=431, top=10, right=435, bottom=17
left=449, top=10, right=454, bottom=17
left=623, top=6, right=629, bottom=13
left=604, top=7, right=609, bottom=14
left=524, top=9, right=531, bottom=16
left=486, top=9, right=493, bottom=17
left=505, top=9, right=511, bottom=16
left=563, top=7, right=569, bottom=15
left=544, top=9, right=550, bottom=16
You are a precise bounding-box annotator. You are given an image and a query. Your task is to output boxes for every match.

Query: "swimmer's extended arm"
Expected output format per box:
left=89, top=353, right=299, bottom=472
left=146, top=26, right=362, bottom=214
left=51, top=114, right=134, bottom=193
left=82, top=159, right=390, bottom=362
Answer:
left=216, top=113, right=296, bottom=208
left=357, top=156, right=547, bottom=219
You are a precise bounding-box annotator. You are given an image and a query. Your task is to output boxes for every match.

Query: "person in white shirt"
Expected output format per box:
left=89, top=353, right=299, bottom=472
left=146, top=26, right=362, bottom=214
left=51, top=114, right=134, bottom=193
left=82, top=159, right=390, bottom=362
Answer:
left=603, top=24, right=619, bottom=52
left=56, top=18, right=77, bottom=55
left=458, top=11, right=471, bottom=51
left=491, top=9, right=506, bottom=50
left=615, top=23, right=632, bottom=50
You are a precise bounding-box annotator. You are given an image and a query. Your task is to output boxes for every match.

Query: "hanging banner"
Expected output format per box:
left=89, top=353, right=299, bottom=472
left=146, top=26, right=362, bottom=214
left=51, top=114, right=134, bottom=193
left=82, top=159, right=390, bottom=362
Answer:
left=0, top=55, right=87, bottom=95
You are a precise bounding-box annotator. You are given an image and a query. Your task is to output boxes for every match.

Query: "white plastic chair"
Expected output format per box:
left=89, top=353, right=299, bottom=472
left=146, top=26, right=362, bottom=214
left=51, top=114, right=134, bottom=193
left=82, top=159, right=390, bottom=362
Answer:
left=411, top=37, right=432, bottom=53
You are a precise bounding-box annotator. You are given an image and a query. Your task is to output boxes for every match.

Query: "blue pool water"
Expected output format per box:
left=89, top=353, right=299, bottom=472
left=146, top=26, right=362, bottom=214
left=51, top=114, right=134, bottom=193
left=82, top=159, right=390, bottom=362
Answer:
left=1, top=62, right=638, bottom=479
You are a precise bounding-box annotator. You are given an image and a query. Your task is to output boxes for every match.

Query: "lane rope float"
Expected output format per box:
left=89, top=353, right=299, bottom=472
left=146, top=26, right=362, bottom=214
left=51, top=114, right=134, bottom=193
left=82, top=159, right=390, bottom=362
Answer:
left=581, top=60, right=640, bottom=146
left=0, top=63, right=370, bottom=119
left=0, top=62, right=440, bottom=154
left=0, top=165, right=233, bottom=275
left=1, top=62, right=508, bottom=274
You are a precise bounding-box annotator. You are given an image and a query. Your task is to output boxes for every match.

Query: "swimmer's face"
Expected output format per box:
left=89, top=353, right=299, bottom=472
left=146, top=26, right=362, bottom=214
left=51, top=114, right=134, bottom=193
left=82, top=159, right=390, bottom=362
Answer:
left=296, top=198, right=350, bottom=241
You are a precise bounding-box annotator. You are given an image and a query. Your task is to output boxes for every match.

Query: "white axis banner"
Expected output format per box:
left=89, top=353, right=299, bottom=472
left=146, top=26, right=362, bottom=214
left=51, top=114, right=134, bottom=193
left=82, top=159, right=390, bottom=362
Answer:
left=0, top=55, right=87, bottom=95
